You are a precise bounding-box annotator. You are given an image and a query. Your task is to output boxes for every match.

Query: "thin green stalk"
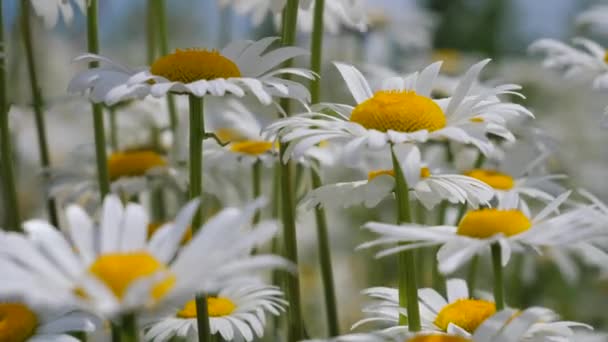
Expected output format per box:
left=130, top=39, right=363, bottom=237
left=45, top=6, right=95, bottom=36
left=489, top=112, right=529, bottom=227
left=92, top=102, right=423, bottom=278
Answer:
left=109, top=108, right=118, bottom=151
left=310, top=0, right=325, bottom=103
left=390, top=146, right=421, bottom=332
left=252, top=160, right=262, bottom=224
left=152, top=0, right=178, bottom=136
left=119, top=314, right=139, bottom=342
left=279, top=2, right=305, bottom=341
left=311, top=166, right=340, bottom=336
left=467, top=255, right=479, bottom=294
left=20, top=0, right=58, bottom=226
left=0, top=1, right=21, bottom=231
left=87, top=0, right=110, bottom=198
left=431, top=203, right=448, bottom=295
left=196, top=294, right=212, bottom=342
left=270, top=162, right=283, bottom=337
left=491, top=243, right=505, bottom=311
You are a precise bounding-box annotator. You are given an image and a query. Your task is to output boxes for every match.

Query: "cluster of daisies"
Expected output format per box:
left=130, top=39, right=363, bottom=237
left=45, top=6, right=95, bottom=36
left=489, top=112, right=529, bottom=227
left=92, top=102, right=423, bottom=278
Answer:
left=2, top=0, right=608, bottom=342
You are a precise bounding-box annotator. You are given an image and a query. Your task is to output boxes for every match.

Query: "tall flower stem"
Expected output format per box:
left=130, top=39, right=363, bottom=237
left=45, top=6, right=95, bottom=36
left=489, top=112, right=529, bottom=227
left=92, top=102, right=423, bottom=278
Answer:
left=119, top=314, right=139, bottom=342
left=0, top=0, right=20, bottom=231
left=109, top=108, right=118, bottom=151
left=188, top=95, right=211, bottom=342
left=279, top=1, right=305, bottom=341
left=152, top=0, right=178, bottom=136
left=20, top=0, right=58, bottom=226
left=391, top=146, right=421, bottom=332
left=491, top=242, right=505, bottom=311
left=252, top=160, right=262, bottom=224
left=87, top=0, right=110, bottom=197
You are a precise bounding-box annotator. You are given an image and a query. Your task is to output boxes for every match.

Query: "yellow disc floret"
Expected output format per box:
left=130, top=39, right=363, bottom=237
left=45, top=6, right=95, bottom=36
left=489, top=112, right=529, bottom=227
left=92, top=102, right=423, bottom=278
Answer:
left=434, top=299, right=496, bottom=333
left=350, top=90, right=446, bottom=133
left=408, top=335, right=473, bottom=342
left=150, top=49, right=241, bottom=83
left=368, top=169, right=395, bottom=181
left=457, top=209, right=532, bottom=239
left=230, top=140, right=274, bottom=156
left=0, top=303, right=38, bottom=342
left=177, top=297, right=236, bottom=318
left=107, top=150, right=167, bottom=181
left=465, top=169, right=515, bottom=190
left=88, top=252, right=174, bottom=301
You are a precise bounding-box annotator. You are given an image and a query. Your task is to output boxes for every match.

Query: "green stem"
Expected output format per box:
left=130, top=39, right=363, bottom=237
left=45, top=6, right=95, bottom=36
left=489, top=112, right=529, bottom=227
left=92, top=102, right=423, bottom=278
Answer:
left=390, top=146, right=421, bottom=332
left=119, top=314, right=139, bottom=342
left=109, top=107, right=118, bottom=151
left=467, top=255, right=479, bottom=295
left=146, top=1, right=157, bottom=64
left=87, top=0, right=110, bottom=198
left=311, top=166, right=340, bottom=336
left=252, top=160, right=262, bottom=224
left=491, top=243, right=505, bottom=310
left=310, top=0, right=325, bottom=104
left=196, top=294, right=212, bottom=342
left=0, top=1, right=21, bottom=231
left=152, top=0, right=178, bottom=137
left=20, top=0, right=58, bottom=226
left=270, top=162, right=283, bottom=336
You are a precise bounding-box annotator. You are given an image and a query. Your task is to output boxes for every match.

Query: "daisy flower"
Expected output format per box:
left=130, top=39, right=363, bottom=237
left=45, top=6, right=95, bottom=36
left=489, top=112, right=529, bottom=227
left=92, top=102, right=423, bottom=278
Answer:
left=360, top=191, right=607, bottom=274
left=0, top=298, right=97, bottom=342
left=265, top=60, right=532, bottom=164
left=576, top=4, right=608, bottom=34
left=30, top=0, right=86, bottom=29
left=0, top=195, right=288, bottom=319
left=355, top=279, right=591, bottom=340
left=68, top=37, right=315, bottom=106
left=144, top=283, right=287, bottom=341
left=301, top=144, right=493, bottom=210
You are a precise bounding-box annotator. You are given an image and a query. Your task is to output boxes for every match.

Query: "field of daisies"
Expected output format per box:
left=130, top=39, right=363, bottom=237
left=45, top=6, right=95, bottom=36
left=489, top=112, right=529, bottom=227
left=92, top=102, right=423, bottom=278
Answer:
left=3, top=0, right=608, bottom=341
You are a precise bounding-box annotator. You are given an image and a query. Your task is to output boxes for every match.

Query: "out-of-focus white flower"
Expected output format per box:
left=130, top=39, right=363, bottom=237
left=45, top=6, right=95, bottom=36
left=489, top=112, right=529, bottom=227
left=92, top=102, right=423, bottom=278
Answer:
left=144, top=283, right=286, bottom=341
left=265, top=60, right=532, bottom=165
left=361, top=191, right=607, bottom=274
left=576, top=5, right=608, bottom=34
left=68, top=37, right=314, bottom=106
left=0, top=196, right=289, bottom=319
left=30, top=0, right=86, bottom=29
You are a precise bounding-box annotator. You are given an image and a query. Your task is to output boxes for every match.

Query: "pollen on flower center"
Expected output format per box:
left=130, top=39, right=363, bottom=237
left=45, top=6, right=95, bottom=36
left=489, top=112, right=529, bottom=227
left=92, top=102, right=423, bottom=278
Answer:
left=350, top=90, right=447, bottom=133
left=150, top=49, right=242, bottom=83
left=408, top=335, right=473, bottom=342
left=88, top=252, right=175, bottom=301
left=457, top=209, right=532, bottom=239
left=107, top=150, right=167, bottom=181
left=465, top=169, right=514, bottom=190
left=434, top=299, right=496, bottom=333
left=230, top=140, right=274, bottom=156
left=177, top=297, right=236, bottom=318
left=0, top=303, right=38, bottom=342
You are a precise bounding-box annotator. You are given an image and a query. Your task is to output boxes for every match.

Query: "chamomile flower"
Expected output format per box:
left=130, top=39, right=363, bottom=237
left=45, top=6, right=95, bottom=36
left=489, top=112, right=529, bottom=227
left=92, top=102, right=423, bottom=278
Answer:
left=68, top=37, right=315, bottom=106
left=30, top=0, right=86, bottom=29
left=355, top=279, right=591, bottom=340
left=576, top=4, right=608, bottom=34
left=301, top=144, right=493, bottom=210
left=360, top=191, right=607, bottom=274
left=0, top=298, right=97, bottom=342
left=144, top=283, right=286, bottom=341
left=0, top=196, right=288, bottom=319
left=265, top=60, right=532, bottom=164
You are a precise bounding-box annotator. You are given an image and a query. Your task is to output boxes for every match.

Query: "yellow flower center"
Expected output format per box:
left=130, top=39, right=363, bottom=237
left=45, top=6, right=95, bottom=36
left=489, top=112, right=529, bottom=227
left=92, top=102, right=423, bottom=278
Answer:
left=177, top=297, right=236, bottom=318
left=147, top=222, right=192, bottom=245
left=350, top=91, right=446, bottom=133
left=457, top=209, right=532, bottom=239
left=469, top=117, right=484, bottom=123
left=230, top=140, right=274, bottom=156
left=88, top=252, right=175, bottom=301
left=0, top=303, right=38, bottom=342
left=214, top=128, right=246, bottom=144
left=464, top=169, right=514, bottom=190
left=367, top=167, right=431, bottom=181
left=107, top=150, right=167, bottom=181
left=408, top=335, right=473, bottom=342
left=604, top=51, right=608, bottom=64
left=434, top=299, right=496, bottom=333
left=150, top=49, right=241, bottom=83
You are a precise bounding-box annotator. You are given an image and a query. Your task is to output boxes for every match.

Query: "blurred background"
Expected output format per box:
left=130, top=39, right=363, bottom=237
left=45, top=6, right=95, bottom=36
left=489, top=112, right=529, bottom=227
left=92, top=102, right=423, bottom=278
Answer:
left=3, top=0, right=608, bottom=336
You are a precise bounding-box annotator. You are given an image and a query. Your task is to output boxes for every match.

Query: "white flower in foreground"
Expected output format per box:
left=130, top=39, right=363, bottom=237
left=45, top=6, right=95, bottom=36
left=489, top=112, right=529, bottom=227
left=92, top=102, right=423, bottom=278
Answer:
left=301, top=144, right=492, bottom=210
left=30, top=0, right=86, bottom=29
left=0, top=296, right=97, bottom=342
left=360, top=191, right=607, bottom=274
left=68, top=37, right=315, bottom=106
left=145, top=283, right=286, bottom=341
left=265, top=60, right=531, bottom=164
left=0, top=196, right=288, bottom=319
left=354, top=279, right=591, bottom=341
